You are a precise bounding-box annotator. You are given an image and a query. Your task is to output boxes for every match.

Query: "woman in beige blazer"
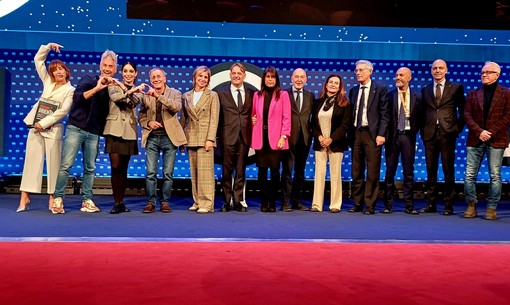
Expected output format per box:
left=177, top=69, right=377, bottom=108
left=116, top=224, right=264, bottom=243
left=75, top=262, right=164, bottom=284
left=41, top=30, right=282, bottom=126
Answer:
left=180, top=66, right=220, bottom=213
left=17, top=42, right=75, bottom=213
left=104, top=61, right=143, bottom=214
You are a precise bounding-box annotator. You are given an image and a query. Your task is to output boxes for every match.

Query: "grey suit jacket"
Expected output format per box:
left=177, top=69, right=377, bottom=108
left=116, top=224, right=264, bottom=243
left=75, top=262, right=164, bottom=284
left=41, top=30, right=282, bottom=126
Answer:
left=180, top=87, right=220, bottom=147
left=138, top=85, right=187, bottom=148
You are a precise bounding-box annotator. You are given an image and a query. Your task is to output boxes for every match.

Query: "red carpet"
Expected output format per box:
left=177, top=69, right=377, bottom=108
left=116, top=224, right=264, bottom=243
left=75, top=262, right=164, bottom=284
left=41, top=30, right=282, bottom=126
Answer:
left=1, top=242, right=509, bottom=305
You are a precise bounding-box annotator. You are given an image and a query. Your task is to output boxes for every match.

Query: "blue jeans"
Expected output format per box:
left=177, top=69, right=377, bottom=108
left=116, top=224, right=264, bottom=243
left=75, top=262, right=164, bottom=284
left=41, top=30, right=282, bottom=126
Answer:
left=54, top=125, right=99, bottom=201
left=464, top=144, right=504, bottom=209
left=145, top=134, right=178, bottom=204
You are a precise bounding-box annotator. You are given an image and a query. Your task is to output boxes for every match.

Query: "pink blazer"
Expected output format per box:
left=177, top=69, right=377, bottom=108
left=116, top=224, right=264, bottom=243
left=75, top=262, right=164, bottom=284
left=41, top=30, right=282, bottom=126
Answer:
left=251, top=90, right=291, bottom=150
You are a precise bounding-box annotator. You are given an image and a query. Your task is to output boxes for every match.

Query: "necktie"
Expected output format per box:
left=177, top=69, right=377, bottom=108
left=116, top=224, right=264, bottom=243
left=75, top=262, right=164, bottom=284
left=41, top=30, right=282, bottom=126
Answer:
left=237, top=89, right=243, bottom=111
left=295, top=90, right=301, bottom=112
left=356, top=86, right=366, bottom=128
left=435, top=83, right=441, bottom=106
left=398, top=92, right=406, bottom=131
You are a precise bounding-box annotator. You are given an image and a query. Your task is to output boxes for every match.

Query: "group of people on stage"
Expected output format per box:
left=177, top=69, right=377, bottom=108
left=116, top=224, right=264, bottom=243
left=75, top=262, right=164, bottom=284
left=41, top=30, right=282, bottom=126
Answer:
left=15, top=42, right=510, bottom=221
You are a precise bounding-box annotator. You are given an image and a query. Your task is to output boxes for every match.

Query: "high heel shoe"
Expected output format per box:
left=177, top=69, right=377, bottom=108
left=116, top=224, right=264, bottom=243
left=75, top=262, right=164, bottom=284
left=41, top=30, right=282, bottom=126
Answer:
left=16, top=200, right=31, bottom=213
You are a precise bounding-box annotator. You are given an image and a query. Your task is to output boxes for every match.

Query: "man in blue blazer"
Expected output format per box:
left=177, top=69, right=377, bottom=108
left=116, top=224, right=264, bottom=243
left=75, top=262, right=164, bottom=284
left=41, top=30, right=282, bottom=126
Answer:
left=383, top=67, right=421, bottom=214
left=348, top=60, right=389, bottom=214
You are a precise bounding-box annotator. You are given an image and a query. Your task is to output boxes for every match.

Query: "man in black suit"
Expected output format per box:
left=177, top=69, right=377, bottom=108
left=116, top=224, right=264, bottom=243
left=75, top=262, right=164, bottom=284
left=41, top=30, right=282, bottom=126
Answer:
left=348, top=60, right=389, bottom=215
left=280, top=68, right=315, bottom=211
left=382, top=67, right=421, bottom=215
left=216, top=62, right=255, bottom=212
left=420, top=59, right=466, bottom=215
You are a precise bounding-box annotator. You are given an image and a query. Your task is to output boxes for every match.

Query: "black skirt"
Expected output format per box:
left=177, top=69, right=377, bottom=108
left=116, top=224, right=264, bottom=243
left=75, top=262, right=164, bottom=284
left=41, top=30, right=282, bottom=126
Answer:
left=105, top=135, right=139, bottom=155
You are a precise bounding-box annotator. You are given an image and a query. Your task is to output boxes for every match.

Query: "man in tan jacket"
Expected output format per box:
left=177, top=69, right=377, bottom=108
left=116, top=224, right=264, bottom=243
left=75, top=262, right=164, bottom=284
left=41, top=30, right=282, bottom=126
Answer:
left=138, top=68, right=187, bottom=213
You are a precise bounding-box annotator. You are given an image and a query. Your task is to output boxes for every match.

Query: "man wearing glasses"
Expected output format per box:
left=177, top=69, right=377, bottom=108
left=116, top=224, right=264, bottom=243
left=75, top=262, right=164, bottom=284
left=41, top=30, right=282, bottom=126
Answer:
left=348, top=60, right=389, bottom=215
left=462, top=61, right=510, bottom=220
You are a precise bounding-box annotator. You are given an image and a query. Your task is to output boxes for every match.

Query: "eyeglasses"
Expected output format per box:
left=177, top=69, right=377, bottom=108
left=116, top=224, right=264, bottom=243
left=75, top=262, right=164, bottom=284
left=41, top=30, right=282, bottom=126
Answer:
left=480, top=71, right=499, bottom=76
left=354, top=68, right=369, bottom=73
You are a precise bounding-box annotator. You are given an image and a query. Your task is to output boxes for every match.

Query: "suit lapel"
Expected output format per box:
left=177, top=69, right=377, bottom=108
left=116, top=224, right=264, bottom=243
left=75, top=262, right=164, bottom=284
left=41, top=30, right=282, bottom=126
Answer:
left=488, top=85, right=503, bottom=116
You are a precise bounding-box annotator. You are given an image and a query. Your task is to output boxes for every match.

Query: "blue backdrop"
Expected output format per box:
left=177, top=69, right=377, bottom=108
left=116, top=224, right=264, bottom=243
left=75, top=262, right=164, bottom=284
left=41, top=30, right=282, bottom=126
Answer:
left=1, top=0, right=510, bottom=184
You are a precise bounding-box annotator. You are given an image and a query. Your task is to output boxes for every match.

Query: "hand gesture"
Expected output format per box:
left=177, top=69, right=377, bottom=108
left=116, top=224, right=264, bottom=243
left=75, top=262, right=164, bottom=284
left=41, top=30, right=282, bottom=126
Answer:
left=48, top=43, right=64, bottom=53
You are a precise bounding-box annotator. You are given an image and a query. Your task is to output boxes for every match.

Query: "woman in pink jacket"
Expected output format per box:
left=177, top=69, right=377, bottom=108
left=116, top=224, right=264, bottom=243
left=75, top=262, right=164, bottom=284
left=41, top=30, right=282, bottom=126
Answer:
left=251, top=66, right=291, bottom=212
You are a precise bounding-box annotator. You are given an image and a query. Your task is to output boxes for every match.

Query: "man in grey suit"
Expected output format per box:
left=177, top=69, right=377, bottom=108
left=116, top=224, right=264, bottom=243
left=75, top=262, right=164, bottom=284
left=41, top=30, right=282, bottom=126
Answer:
left=348, top=59, right=389, bottom=215
left=138, top=68, right=187, bottom=213
left=281, top=68, right=315, bottom=211
left=216, top=62, right=255, bottom=212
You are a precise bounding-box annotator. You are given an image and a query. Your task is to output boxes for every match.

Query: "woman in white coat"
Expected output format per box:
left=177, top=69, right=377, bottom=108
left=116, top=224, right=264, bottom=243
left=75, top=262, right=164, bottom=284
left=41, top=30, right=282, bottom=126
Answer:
left=17, top=42, right=75, bottom=213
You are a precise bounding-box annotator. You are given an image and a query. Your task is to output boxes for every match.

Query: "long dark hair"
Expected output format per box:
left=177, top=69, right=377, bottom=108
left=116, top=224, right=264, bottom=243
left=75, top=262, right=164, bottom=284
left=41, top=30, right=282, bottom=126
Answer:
left=122, top=61, right=137, bottom=72
left=259, top=66, right=281, bottom=100
left=319, top=74, right=349, bottom=108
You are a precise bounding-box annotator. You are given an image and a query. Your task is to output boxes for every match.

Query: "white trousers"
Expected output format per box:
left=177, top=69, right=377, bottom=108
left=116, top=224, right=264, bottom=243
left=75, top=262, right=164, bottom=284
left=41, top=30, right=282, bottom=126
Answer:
left=311, top=150, right=343, bottom=211
left=19, top=130, right=62, bottom=194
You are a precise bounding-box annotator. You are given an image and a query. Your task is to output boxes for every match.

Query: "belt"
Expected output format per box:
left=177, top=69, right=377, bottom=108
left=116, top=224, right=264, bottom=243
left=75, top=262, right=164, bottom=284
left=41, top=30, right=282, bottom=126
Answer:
left=358, top=126, right=368, bottom=131
left=398, top=130, right=412, bottom=135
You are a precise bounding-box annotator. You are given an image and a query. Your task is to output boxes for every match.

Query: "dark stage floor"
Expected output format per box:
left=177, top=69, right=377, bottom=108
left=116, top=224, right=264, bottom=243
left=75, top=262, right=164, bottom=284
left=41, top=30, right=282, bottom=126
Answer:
left=1, top=193, right=509, bottom=243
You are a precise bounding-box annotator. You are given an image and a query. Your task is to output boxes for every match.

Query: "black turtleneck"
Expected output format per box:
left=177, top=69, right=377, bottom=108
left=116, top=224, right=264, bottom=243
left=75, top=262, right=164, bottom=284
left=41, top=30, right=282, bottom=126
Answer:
left=483, top=82, right=498, bottom=128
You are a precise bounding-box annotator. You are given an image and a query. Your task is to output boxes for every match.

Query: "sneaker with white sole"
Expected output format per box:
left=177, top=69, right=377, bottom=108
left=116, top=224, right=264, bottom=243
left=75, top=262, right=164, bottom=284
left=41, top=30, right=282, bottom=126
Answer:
left=51, top=197, right=65, bottom=214
left=80, top=199, right=100, bottom=213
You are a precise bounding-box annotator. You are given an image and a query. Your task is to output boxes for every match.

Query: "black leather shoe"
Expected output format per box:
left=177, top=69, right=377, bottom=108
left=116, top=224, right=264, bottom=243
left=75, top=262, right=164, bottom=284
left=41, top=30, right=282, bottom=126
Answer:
left=381, top=208, right=392, bottom=214
left=110, top=204, right=121, bottom=214
left=405, top=207, right=419, bottom=215
left=220, top=203, right=231, bottom=212
left=292, top=202, right=310, bottom=211
left=363, top=208, right=375, bottom=215
left=419, top=205, right=437, bottom=213
left=233, top=203, right=248, bottom=212
left=268, top=202, right=276, bottom=213
left=260, top=201, right=269, bottom=213
left=348, top=205, right=363, bottom=213
left=442, top=209, right=454, bottom=216
left=110, top=202, right=130, bottom=214
left=280, top=202, right=292, bottom=212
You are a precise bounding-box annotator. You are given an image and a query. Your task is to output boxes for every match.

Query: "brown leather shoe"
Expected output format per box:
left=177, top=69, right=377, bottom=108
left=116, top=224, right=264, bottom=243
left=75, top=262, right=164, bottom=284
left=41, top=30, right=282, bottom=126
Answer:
left=485, top=208, right=497, bottom=220
left=160, top=202, right=172, bottom=213
left=463, top=202, right=477, bottom=218
left=142, top=202, right=155, bottom=213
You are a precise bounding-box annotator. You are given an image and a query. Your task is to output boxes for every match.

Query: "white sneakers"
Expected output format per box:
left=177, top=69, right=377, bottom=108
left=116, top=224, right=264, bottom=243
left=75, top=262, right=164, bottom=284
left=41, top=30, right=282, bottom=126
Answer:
left=80, top=199, right=100, bottom=213
left=51, top=197, right=65, bottom=214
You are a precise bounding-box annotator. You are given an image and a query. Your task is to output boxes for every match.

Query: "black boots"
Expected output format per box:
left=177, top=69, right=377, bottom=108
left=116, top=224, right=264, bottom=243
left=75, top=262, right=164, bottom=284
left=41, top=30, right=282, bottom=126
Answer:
left=110, top=202, right=131, bottom=214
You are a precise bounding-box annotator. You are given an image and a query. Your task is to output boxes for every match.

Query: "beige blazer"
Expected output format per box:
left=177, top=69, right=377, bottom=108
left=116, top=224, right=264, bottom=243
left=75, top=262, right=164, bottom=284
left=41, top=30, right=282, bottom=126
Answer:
left=23, top=44, right=74, bottom=140
left=180, top=88, right=220, bottom=147
left=138, top=85, right=187, bottom=148
left=104, top=85, right=140, bottom=140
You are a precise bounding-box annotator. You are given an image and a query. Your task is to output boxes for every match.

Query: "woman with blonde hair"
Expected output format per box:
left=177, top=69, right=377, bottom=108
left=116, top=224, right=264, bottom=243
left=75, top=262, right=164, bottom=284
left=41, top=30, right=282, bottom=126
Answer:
left=181, top=66, right=220, bottom=213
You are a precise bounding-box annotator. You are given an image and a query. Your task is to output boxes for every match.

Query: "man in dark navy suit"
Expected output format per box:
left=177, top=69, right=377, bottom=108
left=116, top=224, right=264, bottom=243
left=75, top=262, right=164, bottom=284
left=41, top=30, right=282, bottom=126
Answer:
left=420, top=59, right=465, bottom=215
left=348, top=60, right=389, bottom=215
left=382, top=67, right=421, bottom=215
